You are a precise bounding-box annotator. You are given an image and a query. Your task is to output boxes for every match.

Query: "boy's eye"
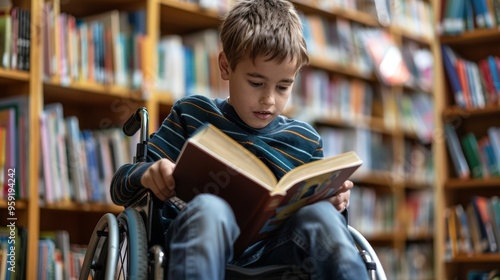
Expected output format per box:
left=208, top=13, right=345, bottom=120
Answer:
left=249, top=81, right=262, bottom=87
left=277, top=85, right=289, bottom=91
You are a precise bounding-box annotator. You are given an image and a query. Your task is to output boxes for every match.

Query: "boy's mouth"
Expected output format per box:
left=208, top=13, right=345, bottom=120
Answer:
left=254, top=111, right=273, bottom=119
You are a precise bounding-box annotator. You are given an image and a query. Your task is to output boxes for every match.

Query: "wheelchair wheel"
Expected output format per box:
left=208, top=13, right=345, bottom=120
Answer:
left=115, top=208, right=148, bottom=279
left=81, top=209, right=148, bottom=280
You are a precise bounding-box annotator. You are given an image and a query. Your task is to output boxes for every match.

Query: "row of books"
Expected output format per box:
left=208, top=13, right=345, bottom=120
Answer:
left=440, top=0, right=500, bottom=35
left=441, top=45, right=500, bottom=110
left=300, top=13, right=430, bottom=88
left=292, top=67, right=435, bottom=140
left=444, top=124, right=500, bottom=179
left=402, top=139, right=434, bottom=185
left=38, top=231, right=86, bottom=280
left=318, top=127, right=393, bottom=174
left=299, top=12, right=372, bottom=76
left=445, top=196, right=500, bottom=257
left=395, top=91, right=434, bottom=143
left=39, top=103, right=137, bottom=204
left=291, top=69, right=375, bottom=122
left=467, top=269, right=500, bottom=280
left=404, top=190, right=434, bottom=237
left=156, top=30, right=228, bottom=100
left=0, top=226, right=27, bottom=280
left=0, top=6, right=30, bottom=71
left=374, top=243, right=434, bottom=280
left=351, top=188, right=434, bottom=239
left=318, top=126, right=435, bottom=185
left=303, top=0, right=433, bottom=40
left=349, top=186, right=396, bottom=236
left=389, top=0, right=434, bottom=40
left=42, top=3, right=146, bottom=89
left=0, top=96, right=28, bottom=200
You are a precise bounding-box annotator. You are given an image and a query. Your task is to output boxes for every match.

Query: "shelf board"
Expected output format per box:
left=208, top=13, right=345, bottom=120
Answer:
left=314, top=115, right=395, bottom=135
left=0, top=199, right=28, bottom=209
left=445, top=177, right=500, bottom=189
left=406, top=231, right=434, bottom=241
left=352, top=170, right=398, bottom=186
left=160, top=0, right=222, bottom=34
left=0, top=68, right=30, bottom=84
left=440, top=28, right=500, bottom=46
left=442, top=105, right=500, bottom=118
left=391, top=25, right=434, bottom=45
left=292, top=1, right=380, bottom=27
left=60, top=0, right=146, bottom=17
left=404, top=179, right=433, bottom=189
left=309, top=57, right=377, bottom=82
left=41, top=202, right=123, bottom=213
left=43, top=82, right=144, bottom=104
left=447, top=253, right=500, bottom=263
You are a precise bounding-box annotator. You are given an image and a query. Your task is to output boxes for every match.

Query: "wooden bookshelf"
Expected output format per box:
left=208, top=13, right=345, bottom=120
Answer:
left=435, top=1, right=500, bottom=279
left=0, top=0, right=439, bottom=278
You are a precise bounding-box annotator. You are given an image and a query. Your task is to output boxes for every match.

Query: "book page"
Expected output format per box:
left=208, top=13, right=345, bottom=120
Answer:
left=273, top=151, right=362, bottom=194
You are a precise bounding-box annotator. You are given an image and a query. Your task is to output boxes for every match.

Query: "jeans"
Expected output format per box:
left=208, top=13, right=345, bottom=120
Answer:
left=165, top=194, right=370, bottom=280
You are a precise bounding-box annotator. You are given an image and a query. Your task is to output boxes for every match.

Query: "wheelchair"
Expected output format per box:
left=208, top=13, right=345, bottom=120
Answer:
left=79, top=107, right=387, bottom=280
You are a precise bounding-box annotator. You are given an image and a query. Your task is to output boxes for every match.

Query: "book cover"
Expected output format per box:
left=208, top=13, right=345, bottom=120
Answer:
left=173, top=123, right=363, bottom=255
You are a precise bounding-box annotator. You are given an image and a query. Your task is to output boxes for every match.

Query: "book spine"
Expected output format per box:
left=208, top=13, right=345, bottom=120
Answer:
left=445, top=124, right=471, bottom=179
left=441, top=45, right=466, bottom=108
left=461, top=132, right=484, bottom=178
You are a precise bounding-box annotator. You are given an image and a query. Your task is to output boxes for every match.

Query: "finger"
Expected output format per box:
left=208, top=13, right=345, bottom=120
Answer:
left=158, top=160, right=176, bottom=191
left=151, top=172, right=172, bottom=201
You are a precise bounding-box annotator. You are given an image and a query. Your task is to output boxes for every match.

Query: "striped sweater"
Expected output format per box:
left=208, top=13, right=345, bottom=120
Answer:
left=110, top=95, right=324, bottom=206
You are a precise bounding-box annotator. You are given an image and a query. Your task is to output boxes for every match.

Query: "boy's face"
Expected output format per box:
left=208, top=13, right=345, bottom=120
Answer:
left=219, top=52, right=299, bottom=129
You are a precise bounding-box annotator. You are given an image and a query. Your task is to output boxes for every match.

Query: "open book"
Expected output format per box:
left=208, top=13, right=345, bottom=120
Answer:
left=173, top=123, right=363, bottom=255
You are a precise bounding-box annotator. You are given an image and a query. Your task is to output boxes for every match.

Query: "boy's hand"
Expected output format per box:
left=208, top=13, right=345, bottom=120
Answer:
left=141, top=159, right=176, bottom=201
left=328, top=180, right=352, bottom=212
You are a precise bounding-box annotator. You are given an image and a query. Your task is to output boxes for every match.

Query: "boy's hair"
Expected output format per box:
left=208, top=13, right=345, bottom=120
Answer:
left=219, top=0, right=309, bottom=71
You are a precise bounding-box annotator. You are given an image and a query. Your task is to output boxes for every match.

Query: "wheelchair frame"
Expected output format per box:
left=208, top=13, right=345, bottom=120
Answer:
left=79, top=107, right=387, bottom=280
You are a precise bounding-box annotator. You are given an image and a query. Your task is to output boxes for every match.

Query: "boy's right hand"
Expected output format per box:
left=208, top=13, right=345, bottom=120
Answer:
left=140, top=159, right=176, bottom=201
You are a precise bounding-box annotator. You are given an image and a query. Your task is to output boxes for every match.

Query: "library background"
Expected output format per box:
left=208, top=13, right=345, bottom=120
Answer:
left=0, top=0, right=499, bottom=279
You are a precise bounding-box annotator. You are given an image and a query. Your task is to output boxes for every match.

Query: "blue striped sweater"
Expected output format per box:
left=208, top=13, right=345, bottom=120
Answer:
left=110, top=95, right=323, bottom=206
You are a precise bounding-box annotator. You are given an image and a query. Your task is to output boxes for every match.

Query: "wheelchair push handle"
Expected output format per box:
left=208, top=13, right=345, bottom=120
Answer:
left=124, top=107, right=149, bottom=163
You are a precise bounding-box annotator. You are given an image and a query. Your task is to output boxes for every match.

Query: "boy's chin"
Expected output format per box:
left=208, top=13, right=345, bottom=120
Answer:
left=246, top=118, right=274, bottom=129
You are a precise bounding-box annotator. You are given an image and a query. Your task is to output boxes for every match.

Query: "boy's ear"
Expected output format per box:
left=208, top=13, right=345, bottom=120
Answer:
left=218, top=52, right=230, bottom=80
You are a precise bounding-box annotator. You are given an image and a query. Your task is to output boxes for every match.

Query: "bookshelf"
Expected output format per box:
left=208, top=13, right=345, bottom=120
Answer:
left=0, top=0, right=439, bottom=278
left=436, top=0, right=500, bottom=279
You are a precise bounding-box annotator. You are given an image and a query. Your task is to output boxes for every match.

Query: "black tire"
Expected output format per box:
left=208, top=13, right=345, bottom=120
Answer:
left=116, top=208, right=148, bottom=279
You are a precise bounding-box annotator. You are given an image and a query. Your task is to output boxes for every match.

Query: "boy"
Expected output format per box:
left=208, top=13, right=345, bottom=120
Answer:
left=111, top=0, right=370, bottom=279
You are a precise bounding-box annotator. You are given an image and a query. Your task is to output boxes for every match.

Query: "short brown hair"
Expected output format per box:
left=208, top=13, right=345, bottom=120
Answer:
left=219, top=0, right=309, bottom=71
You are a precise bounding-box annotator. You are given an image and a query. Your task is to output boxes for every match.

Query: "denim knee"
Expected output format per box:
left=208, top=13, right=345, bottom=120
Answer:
left=188, top=194, right=239, bottom=232
left=294, top=200, right=347, bottom=229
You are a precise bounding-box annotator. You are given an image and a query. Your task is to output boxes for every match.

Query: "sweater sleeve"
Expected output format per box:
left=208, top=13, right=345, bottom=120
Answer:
left=110, top=161, right=154, bottom=206
left=109, top=97, right=191, bottom=206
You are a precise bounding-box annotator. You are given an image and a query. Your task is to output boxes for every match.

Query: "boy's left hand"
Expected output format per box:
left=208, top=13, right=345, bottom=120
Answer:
left=328, top=180, right=352, bottom=212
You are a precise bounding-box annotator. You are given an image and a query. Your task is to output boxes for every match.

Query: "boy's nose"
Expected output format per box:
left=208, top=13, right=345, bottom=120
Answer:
left=260, top=91, right=275, bottom=105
